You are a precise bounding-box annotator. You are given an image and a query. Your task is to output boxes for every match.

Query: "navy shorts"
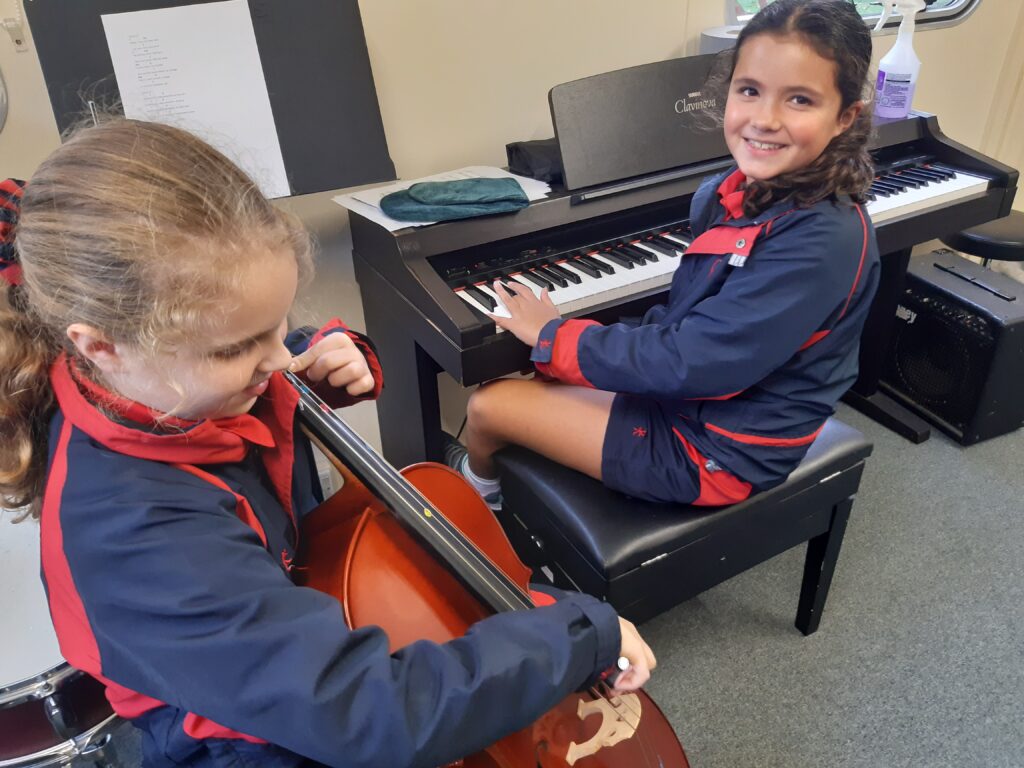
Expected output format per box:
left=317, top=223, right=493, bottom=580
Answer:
left=601, top=393, right=751, bottom=506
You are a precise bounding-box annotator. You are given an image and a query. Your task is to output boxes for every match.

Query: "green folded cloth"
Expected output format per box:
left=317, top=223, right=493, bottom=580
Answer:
left=380, top=177, right=529, bottom=222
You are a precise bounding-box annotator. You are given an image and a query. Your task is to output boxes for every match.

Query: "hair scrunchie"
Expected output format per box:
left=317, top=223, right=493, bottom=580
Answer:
left=1, top=178, right=27, bottom=288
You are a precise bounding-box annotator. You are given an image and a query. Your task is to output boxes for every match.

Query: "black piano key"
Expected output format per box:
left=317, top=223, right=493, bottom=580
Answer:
left=580, top=254, right=615, bottom=274
left=931, top=164, right=958, bottom=179
left=900, top=169, right=933, bottom=185
left=876, top=176, right=910, bottom=191
left=569, top=257, right=602, bottom=278
left=653, top=234, right=685, bottom=251
left=869, top=185, right=892, bottom=197
left=601, top=249, right=636, bottom=269
left=534, top=265, right=568, bottom=288
left=891, top=171, right=922, bottom=188
left=521, top=270, right=554, bottom=291
left=622, top=243, right=657, bottom=263
left=873, top=179, right=904, bottom=194
left=497, top=277, right=525, bottom=293
left=465, top=284, right=496, bottom=311
left=642, top=238, right=678, bottom=257
left=613, top=246, right=645, bottom=265
left=547, top=262, right=582, bottom=283
left=916, top=166, right=951, bottom=181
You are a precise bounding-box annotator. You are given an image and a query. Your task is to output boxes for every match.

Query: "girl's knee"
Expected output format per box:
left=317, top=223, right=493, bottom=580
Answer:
left=467, top=379, right=533, bottom=434
left=467, top=380, right=510, bottom=429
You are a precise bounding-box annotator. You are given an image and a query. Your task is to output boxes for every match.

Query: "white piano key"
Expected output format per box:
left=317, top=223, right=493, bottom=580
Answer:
left=633, top=241, right=683, bottom=259
left=506, top=274, right=543, bottom=299
left=662, top=232, right=690, bottom=247
left=476, top=283, right=512, bottom=318
left=454, top=288, right=495, bottom=318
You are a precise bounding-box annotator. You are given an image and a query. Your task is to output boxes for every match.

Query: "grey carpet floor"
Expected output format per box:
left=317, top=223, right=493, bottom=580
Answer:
left=642, top=402, right=1024, bottom=768
left=102, top=402, right=1023, bottom=767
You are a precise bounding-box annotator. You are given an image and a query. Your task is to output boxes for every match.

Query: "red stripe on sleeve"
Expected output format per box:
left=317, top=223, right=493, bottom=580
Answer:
left=542, top=319, right=600, bottom=387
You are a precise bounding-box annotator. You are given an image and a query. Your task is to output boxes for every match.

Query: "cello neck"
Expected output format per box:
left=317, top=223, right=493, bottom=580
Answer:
left=284, top=371, right=533, bottom=615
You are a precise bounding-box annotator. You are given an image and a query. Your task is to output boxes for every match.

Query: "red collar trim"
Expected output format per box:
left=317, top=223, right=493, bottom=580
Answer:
left=717, top=169, right=747, bottom=221
left=68, top=360, right=197, bottom=430
left=51, top=354, right=288, bottom=464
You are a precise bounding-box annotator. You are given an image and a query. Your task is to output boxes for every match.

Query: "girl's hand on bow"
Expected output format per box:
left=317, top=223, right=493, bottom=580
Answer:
left=611, top=617, right=657, bottom=693
left=289, top=333, right=375, bottom=396
left=490, top=280, right=561, bottom=348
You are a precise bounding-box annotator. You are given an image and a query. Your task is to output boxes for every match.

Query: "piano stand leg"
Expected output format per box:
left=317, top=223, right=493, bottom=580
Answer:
left=841, top=388, right=931, bottom=444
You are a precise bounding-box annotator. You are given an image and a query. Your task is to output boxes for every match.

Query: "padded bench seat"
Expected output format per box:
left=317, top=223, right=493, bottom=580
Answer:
left=494, top=417, right=872, bottom=634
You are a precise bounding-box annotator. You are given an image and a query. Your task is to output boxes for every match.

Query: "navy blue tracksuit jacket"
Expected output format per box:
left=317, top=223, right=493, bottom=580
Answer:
left=39, top=321, right=619, bottom=768
left=532, top=169, right=881, bottom=492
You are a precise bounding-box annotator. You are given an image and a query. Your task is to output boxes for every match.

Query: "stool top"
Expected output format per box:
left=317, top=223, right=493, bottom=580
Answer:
left=495, top=417, right=873, bottom=580
left=941, top=210, right=1024, bottom=262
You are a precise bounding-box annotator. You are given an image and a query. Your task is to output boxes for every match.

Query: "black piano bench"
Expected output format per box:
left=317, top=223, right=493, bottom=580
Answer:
left=493, top=417, right=872, bottom=635
left=940, top=209, right=1024, bottom=267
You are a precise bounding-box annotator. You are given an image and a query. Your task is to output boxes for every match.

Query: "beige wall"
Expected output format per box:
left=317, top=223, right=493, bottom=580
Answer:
left=2, top=1, right=1020, bottom=179
left=1, top=0, right=1021, bottom=445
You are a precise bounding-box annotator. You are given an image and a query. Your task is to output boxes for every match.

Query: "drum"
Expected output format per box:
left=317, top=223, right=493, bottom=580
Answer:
left=0, top=516, right=120, bottom=767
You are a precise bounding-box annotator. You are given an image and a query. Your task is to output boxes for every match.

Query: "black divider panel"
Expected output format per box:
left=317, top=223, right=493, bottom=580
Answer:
left=26, top=0, right=395, bottom=195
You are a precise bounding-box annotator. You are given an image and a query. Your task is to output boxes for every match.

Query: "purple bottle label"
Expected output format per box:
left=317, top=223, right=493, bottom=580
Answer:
left=875, top=71, right=915, bottom=118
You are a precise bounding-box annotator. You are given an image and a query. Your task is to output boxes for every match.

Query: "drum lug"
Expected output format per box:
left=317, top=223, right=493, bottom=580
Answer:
left=79, top=731, right=121, bottom=768
left=44, top=690, right=79, bottom=740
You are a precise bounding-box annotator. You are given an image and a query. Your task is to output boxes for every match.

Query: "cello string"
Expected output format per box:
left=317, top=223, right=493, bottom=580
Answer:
left=290, top=372, right=661, bottom=764
left=288, top=372, right=535, bottom=613
left=592, top=679, right=658, bottom=768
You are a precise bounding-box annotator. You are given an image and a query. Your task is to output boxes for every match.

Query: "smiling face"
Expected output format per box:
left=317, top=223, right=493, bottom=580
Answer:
left=724, top=32, right=861, bottom=182
left=106, top=247, right=299, bottom=420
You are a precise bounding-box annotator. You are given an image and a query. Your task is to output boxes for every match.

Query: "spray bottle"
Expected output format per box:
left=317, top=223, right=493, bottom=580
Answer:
left=874, top=0, right=926, bottom=120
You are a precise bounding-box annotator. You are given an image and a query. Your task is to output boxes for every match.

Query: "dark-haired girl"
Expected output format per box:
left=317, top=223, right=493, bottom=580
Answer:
left=448, top=0, right=881, bottom=507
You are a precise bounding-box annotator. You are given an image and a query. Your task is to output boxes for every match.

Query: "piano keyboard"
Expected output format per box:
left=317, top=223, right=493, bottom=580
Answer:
left=455, top=231, right=691, bottom=327
left=453, top=162, right=991, bottom=329
left=866, top=163, right=989, bottom=224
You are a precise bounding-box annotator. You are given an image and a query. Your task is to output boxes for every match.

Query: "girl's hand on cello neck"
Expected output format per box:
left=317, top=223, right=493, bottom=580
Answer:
left=289, top=333, right=376, bottom=396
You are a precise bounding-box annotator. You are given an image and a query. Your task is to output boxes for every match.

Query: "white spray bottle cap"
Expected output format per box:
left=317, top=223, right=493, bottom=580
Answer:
left=874, top=0, right=926, bottom=34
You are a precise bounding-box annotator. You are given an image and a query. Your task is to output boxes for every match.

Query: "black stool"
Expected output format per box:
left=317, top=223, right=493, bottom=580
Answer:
left=494, top=417, right=872, bottom=635
left=940, top=210, right=1024, bottom=267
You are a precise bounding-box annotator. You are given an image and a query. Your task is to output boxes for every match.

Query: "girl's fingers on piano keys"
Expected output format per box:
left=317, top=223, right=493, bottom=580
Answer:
left=495, top=279, right=529, bottom=302
left=491, top=280, right=560, bottom=347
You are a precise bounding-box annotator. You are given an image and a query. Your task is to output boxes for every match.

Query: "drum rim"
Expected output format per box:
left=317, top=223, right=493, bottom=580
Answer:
left=0, top=664, right=79, bottom=708
left=0, top=711, right=120, bottom=768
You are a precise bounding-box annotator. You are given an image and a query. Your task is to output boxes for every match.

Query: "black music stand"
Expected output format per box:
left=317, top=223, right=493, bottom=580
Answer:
left=25, top=0, right=395, bottom=196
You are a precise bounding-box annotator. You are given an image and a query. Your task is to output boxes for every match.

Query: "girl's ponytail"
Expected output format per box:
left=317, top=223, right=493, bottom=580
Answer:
left=1, top=179, right=59, bottom=520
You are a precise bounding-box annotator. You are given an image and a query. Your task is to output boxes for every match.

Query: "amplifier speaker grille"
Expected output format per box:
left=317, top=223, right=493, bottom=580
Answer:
left=880, top=249, right=1024, bottom=445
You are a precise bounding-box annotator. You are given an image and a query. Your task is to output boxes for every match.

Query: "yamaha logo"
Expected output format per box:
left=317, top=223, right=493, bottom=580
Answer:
left=674, top=90, right=716, bottom=114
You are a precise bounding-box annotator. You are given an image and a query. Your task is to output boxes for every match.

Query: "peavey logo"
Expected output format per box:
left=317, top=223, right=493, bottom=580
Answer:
left=896, top=305, right=917, bottom=324
left=675, top=90, right=717, bottom=114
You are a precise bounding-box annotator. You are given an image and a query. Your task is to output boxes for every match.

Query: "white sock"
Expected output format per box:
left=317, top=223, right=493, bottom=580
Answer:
left=460, top=454, right=502, bottom=498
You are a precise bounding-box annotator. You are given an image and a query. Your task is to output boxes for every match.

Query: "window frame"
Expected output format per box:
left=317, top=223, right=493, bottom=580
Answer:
left=725, top=0, right=983, bottom=34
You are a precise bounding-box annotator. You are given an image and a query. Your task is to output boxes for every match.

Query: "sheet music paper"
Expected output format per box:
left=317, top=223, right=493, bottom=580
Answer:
left=101, top=0, right=290, bottom=198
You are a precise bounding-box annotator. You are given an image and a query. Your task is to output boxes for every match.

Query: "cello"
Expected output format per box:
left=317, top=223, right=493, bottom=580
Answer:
left=286, top=371, right=690, bottom=767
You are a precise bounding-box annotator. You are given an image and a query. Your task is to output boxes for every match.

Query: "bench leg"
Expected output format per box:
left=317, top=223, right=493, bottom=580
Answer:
left=795, top=497, right=853, bottom=636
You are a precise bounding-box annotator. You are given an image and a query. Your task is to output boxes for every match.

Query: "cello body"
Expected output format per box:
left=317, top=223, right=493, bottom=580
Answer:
left=299, top=457, right=690, bottom=768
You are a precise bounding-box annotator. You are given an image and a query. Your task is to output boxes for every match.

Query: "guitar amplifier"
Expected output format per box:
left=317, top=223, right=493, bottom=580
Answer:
left=880, top=248, right=1024, bottom=445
